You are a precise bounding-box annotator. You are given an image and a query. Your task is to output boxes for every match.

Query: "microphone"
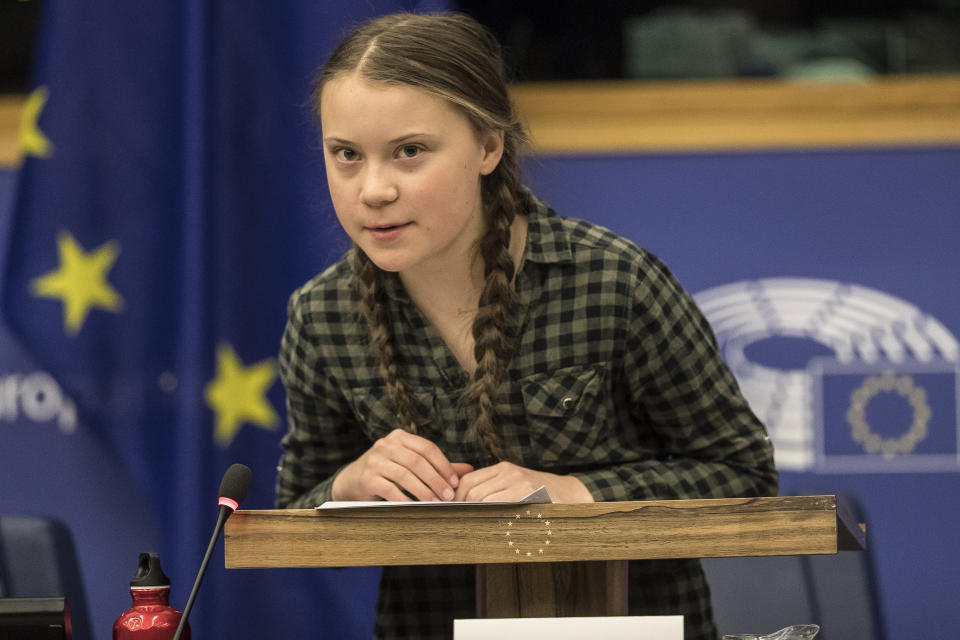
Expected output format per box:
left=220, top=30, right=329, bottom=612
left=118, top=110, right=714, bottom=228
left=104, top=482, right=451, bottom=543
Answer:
left=172, top=463, right=252, bottom=640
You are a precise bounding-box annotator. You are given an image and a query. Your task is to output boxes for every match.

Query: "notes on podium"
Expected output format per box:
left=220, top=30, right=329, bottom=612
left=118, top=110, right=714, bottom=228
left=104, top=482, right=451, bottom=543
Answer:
left=316, top=486, right=551, bottom=510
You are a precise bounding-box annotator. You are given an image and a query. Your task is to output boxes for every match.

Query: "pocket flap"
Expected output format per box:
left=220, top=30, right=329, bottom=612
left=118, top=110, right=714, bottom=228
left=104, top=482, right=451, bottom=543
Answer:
left=342, top=385, right=436, bottom=437
left=521, top=365, right=606, bottom=418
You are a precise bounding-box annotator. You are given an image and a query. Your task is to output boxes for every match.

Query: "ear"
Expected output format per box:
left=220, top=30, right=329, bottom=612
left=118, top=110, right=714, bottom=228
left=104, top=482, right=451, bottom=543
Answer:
left=478, top=130, right=505, bottom=176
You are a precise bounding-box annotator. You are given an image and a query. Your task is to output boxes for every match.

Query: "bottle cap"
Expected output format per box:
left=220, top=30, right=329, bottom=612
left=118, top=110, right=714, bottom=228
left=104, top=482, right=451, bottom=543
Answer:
left=130, top=552, right=171, bottom=588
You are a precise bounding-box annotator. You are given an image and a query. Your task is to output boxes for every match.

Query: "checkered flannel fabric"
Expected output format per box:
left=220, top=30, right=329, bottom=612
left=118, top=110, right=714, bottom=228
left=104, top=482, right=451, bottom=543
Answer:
left=276, top=191, right=778, bottom=640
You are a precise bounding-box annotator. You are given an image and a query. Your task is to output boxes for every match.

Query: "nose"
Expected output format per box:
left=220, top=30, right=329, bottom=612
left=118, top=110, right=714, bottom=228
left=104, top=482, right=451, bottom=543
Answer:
left=360, top=164, right=399, bottom=208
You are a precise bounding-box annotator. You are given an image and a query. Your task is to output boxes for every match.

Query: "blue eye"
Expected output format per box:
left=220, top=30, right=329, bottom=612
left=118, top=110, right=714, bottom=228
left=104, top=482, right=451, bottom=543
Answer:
left=335, top=147, right=359, bottom=162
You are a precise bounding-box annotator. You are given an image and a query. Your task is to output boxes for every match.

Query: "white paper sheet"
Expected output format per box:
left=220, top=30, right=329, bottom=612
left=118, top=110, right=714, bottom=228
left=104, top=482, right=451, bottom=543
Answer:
left=316, top=485, right=551, bottom=509
left=454, top=616, right=683, bottom=639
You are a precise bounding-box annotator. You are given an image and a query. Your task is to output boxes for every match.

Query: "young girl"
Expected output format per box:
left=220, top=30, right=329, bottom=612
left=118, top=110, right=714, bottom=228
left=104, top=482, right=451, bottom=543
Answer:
left=275, top=12, right=777, bottom=640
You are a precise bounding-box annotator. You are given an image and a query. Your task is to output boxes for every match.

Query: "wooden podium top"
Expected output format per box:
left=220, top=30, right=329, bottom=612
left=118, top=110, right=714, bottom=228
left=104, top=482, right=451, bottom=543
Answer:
left=224, top=495, right=864, bottom=569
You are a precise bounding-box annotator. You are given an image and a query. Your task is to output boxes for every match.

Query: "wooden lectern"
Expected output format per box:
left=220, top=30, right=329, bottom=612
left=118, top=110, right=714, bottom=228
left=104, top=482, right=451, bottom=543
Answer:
left=224, top=495, right=864, bottom=619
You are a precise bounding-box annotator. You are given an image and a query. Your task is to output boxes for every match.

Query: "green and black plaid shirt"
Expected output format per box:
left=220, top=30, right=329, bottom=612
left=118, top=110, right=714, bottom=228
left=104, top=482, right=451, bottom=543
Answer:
left=276, top=191, right=778, bottom=640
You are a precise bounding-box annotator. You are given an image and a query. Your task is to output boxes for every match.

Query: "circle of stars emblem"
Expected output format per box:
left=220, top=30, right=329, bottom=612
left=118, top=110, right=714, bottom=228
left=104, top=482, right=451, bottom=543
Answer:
left=847, top=370, right=931, bottom=459
left=502, top=510, right=554, bottom=558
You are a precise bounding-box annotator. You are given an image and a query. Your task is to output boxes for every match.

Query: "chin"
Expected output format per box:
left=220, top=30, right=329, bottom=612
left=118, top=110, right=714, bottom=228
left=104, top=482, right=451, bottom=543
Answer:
left=364, top=251, right=411, bottom=274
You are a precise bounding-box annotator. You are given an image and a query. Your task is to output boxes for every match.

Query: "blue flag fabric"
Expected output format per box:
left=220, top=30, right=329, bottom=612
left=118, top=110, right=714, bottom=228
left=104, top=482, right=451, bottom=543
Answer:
left=2, top=2, right=445, bottom=638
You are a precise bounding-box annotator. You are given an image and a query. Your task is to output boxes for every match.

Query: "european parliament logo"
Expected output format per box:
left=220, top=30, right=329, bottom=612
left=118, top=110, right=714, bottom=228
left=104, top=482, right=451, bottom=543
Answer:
left=694, top=278, right=959, bottom=473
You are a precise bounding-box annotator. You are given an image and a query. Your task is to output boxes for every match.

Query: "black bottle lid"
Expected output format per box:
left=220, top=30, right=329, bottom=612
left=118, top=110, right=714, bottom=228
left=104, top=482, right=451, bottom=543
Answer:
left=130, top=552, right=171, bottom=588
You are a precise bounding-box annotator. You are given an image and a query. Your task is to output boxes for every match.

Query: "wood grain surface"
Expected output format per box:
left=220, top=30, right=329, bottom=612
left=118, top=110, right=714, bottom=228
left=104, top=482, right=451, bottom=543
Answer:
left=510, top=75, right=960, bottom=153
left=224, top=495, right=862, bottom=570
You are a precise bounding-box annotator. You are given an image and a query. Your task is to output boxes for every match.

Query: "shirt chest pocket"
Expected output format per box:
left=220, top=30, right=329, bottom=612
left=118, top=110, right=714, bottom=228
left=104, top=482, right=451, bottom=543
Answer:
left=342, top=385, right=437, bottom=441
left=521, top=364, right=610, bottom=466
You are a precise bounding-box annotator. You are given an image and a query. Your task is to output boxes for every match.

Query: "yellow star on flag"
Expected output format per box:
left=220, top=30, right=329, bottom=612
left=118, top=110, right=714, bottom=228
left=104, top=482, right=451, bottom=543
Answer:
left=31, top=231, right=123, bottom=335
left=20, top=86, right=54, bottom=158
left=205, top=343, right=279, bottom=447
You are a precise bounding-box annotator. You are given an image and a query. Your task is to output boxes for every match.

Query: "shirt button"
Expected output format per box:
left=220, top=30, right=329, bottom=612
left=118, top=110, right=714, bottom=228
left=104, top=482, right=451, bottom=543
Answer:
left=561, top=396, right=575, bottom=411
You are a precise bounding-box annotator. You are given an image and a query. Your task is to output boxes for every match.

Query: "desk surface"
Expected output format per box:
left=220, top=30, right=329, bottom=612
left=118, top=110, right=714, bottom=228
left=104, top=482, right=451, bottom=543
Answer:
left=224, top=495, right=864, bottom=569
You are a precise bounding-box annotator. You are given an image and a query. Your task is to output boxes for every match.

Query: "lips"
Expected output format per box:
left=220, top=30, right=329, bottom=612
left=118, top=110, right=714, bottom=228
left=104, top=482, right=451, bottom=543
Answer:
left=365, top=221, right=411, bottom=241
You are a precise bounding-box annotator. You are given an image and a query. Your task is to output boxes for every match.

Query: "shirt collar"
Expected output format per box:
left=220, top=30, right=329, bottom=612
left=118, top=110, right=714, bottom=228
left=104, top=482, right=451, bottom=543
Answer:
left=518, top=188, right=573, bottom=266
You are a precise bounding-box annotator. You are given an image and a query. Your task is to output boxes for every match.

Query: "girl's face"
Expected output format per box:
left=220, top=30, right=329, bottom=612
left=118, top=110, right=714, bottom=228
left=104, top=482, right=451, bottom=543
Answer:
left=320, top=72, right=504, bottom=277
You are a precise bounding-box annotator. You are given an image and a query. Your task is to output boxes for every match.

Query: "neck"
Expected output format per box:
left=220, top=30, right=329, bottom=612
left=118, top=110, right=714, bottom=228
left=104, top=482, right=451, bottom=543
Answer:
left=400, top=214, right=528, bottom=373
left=401, top=213, right=527, bottom=313
left=400, top=256, right=482, bottom=317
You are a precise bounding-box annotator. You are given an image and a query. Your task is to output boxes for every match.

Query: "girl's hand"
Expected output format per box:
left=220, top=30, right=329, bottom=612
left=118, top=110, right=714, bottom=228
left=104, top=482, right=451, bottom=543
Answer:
left=331, top=429, right=473, bottom=502
left=454, top=461, right=594, bottom=504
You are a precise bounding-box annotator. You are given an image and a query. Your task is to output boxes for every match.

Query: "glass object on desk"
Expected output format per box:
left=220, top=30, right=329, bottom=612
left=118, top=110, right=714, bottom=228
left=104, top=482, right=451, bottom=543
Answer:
left=723, top=624, right=820, bottom=640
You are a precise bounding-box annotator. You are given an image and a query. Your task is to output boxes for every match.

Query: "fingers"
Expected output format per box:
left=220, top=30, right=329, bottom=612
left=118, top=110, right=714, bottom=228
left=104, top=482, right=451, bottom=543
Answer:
left=455, top=462, right=542, bottom=502
left=333, top=429, right=473, bottom=502
left=387, top=429, right=463, bottom=493
left=367, top=431, right=450, bottom=501
left=451, top=462, right=475, bottom=477
left=454, top=465, right=594, bottom=504
left=362, top=463, right=427, bottom=502
left=453, top=464, right=498, bottom=501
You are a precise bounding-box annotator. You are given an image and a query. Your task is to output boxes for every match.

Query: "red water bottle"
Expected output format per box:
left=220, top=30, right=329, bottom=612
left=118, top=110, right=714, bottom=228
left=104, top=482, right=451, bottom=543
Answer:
left=113, top=552, right=190, bottom=640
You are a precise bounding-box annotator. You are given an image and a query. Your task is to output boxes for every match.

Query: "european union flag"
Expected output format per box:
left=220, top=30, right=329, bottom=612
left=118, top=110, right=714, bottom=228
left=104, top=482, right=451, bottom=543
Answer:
left=813, top=360, right=959, bottom=473
left=2, top=2, right=445, bottom=638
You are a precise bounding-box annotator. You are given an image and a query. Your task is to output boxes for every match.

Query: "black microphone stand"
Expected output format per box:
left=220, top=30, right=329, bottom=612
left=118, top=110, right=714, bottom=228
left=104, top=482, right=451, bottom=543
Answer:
left=172, top=503, right=235, bottom=640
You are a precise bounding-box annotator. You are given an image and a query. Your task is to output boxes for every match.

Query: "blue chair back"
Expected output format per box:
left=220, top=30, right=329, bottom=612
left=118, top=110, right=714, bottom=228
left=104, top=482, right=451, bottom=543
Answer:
left=0, top=515, right=92, bottom=640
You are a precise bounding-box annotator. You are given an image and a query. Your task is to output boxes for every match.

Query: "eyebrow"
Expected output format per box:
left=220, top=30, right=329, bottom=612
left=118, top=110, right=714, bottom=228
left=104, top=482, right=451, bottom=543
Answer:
left=322, top=133, right=436, bottom=146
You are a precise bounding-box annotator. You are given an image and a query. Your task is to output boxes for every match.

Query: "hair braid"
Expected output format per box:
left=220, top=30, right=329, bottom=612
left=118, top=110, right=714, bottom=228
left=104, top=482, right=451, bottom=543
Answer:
left=461, top=179, right=523, bottom=461
left=352, top=249, right=419, bottom=433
